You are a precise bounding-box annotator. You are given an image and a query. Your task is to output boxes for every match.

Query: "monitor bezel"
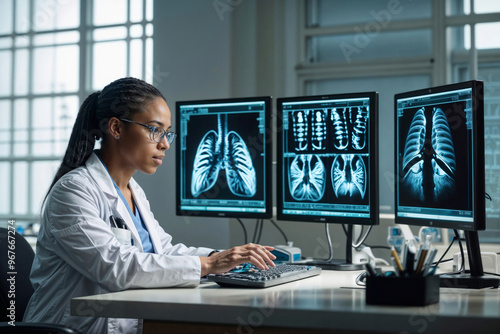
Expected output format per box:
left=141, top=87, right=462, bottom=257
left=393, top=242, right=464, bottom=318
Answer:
left=276, top=92, right=379, bottom=226
left=394, top=80, right=485, bottom=231
left=175, top=96, right=273, bottom=219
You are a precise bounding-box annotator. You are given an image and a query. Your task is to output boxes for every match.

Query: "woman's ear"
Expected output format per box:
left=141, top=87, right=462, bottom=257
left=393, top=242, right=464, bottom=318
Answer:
left=108, top=117, right=122, bottom=139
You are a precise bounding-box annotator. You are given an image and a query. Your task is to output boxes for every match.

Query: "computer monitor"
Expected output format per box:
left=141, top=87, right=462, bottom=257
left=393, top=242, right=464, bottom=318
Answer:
left=176, top=96, right=272, bottom=219
left=276, top=92, right=379, bottom=270
left=395, top=80, right=499, bottom=288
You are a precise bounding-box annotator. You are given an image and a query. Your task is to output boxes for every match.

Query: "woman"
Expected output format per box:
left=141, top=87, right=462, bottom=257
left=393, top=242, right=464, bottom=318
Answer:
left=23, top=77, right=276, bottom=333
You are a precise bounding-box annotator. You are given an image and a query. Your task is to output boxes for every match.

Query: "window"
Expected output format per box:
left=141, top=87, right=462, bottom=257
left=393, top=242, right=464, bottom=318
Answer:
left=299, top=0, right=500, bottom=240
left=0, top=0, right=154, bottom=230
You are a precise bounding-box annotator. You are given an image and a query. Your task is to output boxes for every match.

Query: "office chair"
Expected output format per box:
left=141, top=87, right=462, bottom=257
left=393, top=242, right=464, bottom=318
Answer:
left=0, top=322, right=80, bottom=333
left=0, top=228, right=80, bottom=334
left=0, top=227, right=35, bottom=321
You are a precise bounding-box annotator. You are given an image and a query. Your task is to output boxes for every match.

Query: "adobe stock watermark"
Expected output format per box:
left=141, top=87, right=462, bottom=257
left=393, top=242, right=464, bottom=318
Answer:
left=24, top=0, right=72, bottom=32
left=340, top=0, right=404, bottom=64
left=6, top=220, right=17, bottom=326
left=213, top=0, right=245, bottom=22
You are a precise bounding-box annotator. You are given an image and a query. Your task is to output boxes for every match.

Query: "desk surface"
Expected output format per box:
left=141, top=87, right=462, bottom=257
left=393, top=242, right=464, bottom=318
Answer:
left=71, top=270, right=500, bottom=333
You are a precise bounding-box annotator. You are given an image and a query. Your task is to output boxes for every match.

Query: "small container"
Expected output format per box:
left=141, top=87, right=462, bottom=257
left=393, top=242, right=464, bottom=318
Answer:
left=365, top=275, right=440, bottom=306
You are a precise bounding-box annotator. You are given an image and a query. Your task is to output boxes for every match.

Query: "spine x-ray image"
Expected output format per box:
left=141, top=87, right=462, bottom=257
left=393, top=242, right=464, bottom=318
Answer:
left=191, top=114, right=257, bottom=198
left=292, top=110, right=327, bottom=152
left=332, top=154, right=367, bottom=199
left=401, top=107, right=456, bottom=202
left=292, top=110, right=309, bottom=151
left=286, top=105, right=370, bottom=204
left=288, top=154, right=325, bottom=202
left=331, top=107, right=368, bottom=151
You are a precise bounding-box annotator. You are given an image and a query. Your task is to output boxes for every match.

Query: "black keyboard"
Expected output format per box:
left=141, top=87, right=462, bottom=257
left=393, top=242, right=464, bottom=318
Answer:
left=207, top=263, right=321, bottom=288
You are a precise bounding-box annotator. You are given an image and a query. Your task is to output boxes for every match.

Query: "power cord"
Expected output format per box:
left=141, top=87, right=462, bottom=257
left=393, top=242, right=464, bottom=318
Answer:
left=252, top=219, right=263, bottom=244
left=236, top=218, right=248, bottom=244
left=269, top=219, right=289, bottom=244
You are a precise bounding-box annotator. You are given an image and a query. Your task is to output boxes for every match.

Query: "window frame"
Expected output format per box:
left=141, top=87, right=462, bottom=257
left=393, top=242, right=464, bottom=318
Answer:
left=297, top=0, right=500, bottom=241
left=0, top=0, right=154, bottom=225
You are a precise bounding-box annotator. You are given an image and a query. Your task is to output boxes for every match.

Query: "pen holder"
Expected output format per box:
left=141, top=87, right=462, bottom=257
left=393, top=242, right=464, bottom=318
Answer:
left=365, top=275, right=440, bottom=306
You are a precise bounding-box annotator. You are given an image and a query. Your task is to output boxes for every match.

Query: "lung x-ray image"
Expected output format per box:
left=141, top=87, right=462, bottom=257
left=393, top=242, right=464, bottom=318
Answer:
left=401, top=107, right=457, bottom=203
left=191, top=114, right=257, bottom=198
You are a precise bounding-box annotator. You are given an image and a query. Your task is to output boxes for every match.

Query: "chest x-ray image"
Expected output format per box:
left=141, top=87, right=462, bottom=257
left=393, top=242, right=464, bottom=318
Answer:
left=190, top=113, right=257, bottom=198
left=399, top=104, right=468, bottom=207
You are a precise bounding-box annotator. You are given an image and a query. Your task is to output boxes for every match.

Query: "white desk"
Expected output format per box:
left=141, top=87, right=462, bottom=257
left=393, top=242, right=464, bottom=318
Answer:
left=71, top=270, right=500, bottom=333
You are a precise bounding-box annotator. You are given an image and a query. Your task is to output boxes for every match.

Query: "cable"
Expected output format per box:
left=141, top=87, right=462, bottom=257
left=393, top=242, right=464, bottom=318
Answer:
left=454, top=229, right=465, bottom=273
left=342, top=224, right=372, bottom=248
left=256, top=219, right=264, bottom=244
left=364, top=245, right=391, bottom=250
left=252, top=219, right=264, bottom=244
left=236, top=218, right=248, bottom=244
left=434, top=234, right=466, bottom=276
left=324, top=223, right=334, bottom=262
left=251, top=219, right=259, bottom=243
left=269, top=219, right=289, bottom=244
left=352, top=225, right=372, bottom=248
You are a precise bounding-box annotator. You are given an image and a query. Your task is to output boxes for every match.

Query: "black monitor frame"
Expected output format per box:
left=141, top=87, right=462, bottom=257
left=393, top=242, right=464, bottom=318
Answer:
left=394, top=80, right=485, bottom=231
left=276, top=92, right=379, bottom=270
left=276, top=92, right=379, bottom=225
left=175, top=96, right=273, bottom=219
left=395, top=80, right=499, bottom=289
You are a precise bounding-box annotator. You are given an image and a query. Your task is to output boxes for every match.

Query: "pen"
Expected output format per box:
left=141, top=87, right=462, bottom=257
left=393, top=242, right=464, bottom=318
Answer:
left=110, top=216, right=119, bottom=228
left=365, top=263, right=377, bottom=277
left=110, top=216, right=127, bottom=229
left=390, top=258, right=401, bottom=277
left=405, top=240, right=417, bottom=276
left=422, top=248, right=438, bottom=276
left=391, top=246, right=404, bottom=274
left=400, top=241, right=408, bottom=271
left=415, top=235, right=432, bottom=275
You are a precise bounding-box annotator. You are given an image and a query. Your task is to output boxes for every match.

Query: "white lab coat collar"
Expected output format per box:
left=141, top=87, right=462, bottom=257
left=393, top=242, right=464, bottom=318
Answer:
left=85, top=152, right=163, bottom=254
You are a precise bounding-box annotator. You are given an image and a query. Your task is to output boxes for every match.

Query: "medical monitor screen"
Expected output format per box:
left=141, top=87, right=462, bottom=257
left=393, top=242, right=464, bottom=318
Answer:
left=395, top=80, right=485, bottom=231
left=276, top=92, right=379, bottom=225
left=176, top=96, right=272, bottom=218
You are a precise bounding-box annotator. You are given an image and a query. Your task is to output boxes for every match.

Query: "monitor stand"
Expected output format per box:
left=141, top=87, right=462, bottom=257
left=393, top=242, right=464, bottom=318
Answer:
left=439, top=231, right=500, bottom=289
left=306, top=224, right=364, bottom=271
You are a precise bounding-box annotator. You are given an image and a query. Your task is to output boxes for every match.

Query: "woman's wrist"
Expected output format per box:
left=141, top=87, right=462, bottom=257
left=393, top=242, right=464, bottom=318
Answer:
left=200, top=256, right=211, bottom=277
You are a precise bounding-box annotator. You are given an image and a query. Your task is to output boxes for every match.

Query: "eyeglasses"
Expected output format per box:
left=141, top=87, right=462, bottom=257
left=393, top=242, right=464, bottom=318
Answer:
left=119, top=119, right=177, bottom=144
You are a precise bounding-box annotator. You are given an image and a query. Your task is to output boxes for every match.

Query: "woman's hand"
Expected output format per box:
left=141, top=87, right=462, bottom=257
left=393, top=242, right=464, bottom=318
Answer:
left=200, top=243, right=276, bottom=276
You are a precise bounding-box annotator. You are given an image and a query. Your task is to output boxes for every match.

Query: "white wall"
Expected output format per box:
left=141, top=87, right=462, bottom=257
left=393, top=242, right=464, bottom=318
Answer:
left=142, top=0, right=397, bottom=261
left=137, top=0, right=234, bottom=250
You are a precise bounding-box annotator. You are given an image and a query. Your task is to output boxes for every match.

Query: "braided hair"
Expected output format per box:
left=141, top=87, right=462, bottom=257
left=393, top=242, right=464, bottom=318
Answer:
left=44, top=77, right=165, bottom=201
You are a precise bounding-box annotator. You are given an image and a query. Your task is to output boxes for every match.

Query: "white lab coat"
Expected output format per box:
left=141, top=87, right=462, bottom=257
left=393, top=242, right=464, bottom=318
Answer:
left=23, top=152, right=214, bottom=334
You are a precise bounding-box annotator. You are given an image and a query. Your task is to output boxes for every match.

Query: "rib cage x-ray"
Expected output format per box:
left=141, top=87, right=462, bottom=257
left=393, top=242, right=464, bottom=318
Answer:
left=288, top=155, right=326, bottom=201
left=191, top=114, right=257, bottom=198
left=331, top=107, right=368, bottom=150
left=402, top=107, right=456, bottom=202
left=332, top=154, right=367, bottom=199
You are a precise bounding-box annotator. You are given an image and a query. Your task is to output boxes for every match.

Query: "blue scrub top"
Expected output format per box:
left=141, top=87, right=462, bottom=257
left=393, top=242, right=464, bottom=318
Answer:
left=96, top=152, right=154, bottom=253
